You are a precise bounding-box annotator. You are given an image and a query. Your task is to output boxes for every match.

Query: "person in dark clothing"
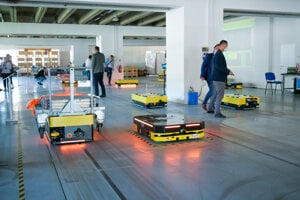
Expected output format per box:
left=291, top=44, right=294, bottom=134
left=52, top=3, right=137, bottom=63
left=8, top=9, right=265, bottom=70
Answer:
left=92, top=46, right=106, bottom=97
left=200, top=44, right=220, bottom=110
left=207, top=40, right=234, bottom=118
left=35, top=67, right=46, bottom=85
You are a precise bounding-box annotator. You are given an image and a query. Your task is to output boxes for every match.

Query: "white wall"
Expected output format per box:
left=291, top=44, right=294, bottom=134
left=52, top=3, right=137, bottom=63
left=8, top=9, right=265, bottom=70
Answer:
left=0, top=37, right=96, bottom=67
left=272, top=17, right=300, bottom=88
left=223, top=16, right=300, bottom=88
left=123, top=46, right=165, bottom=74
left=223, top=17, right=270, bottom=88
left=0, top=23, right=165, bottom=68
left=209, top=0, right=300, bottom=46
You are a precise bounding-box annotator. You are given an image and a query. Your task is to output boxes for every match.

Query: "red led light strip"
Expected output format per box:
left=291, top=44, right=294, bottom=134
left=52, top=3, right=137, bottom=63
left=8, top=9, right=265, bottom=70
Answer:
left=186, top=123, right=201, bottom=127
left=165, top=125, right=181, bottom=129
left=134, top=118, right=154, bottom=127
left=59, top=140, right=86, bottom=144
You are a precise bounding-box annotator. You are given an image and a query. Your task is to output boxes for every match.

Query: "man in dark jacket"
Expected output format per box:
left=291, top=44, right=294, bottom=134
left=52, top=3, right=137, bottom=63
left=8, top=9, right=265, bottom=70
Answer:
left=92, top=46, right=106, bottom=97
left=200, top=44, right=220, bottom=110
left=35, top=67, right=46, bottom=85
left=207, top=40, right=234, bottom=118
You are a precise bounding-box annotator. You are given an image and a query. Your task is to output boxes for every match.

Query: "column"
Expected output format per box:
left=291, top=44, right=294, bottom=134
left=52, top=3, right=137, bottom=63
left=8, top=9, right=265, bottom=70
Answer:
left=166, top=2, right=209, bottom=103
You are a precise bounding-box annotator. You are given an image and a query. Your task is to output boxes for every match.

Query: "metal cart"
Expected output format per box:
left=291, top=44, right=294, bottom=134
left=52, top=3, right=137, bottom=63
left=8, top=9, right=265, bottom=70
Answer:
left=27, top=67, right=105, bottom=144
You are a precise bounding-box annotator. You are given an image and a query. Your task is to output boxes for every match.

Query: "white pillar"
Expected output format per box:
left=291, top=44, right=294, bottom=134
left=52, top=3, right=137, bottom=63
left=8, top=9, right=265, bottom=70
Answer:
left=96, top=35, right=102, bottom=51
left=166, top=2, right=209, bottom=103
left=70, top=45, right=74, bottom=64
left=166, top=7, right=185, bottom=103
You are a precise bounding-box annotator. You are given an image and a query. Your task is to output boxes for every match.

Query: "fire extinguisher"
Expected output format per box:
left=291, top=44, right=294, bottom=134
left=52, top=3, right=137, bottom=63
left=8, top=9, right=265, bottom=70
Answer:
left=118, top=65, right=122, bottom=73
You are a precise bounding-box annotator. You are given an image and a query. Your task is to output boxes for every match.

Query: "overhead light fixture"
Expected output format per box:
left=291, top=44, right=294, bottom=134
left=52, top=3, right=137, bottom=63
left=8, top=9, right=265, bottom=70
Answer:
left=112, top=17, right=119, bottom=22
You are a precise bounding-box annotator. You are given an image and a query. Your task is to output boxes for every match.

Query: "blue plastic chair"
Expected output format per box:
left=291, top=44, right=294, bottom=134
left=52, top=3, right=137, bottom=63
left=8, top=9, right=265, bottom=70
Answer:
left=265, top=72, right=282, bottom=94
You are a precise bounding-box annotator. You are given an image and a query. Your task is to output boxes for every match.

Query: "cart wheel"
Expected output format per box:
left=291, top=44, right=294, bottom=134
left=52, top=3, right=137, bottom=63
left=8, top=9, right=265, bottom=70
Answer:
left=38, top=127, right=45, bottom=139
left=96, top=123, right=102, bottom=133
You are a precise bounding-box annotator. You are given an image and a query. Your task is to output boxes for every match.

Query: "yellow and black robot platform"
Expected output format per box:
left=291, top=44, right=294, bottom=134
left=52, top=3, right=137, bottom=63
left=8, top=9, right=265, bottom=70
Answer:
left=131, top=93, right=167, bottom=108
left=158, top=71, right=166, bottom=82
left=115, top=79, right=139, bottom=87
left=133, top=114, right=205, bottom=142
left=57, top=74, right=78, bottom=86
left=221, top=94, right=260, bottom=109
left=225, top=82, right=243, bottom=89
left=46, top=114, right=94, bottom=144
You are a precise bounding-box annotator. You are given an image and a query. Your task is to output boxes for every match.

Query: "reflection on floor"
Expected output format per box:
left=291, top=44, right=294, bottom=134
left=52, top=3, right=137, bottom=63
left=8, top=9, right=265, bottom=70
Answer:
left=0, top=76, right=300, bottom=200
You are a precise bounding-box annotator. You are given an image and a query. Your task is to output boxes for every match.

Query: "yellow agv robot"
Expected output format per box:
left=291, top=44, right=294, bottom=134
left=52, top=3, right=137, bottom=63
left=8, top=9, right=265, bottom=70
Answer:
left=225, top=82, right=243, bottom=89
left=133, top=114, right=205, bottom=142
left=221, top=94, right=260, bottom=109
left=158, top=70, right=165, bottom=82
left=115, top=79, right=139, bottom=87
left=131, top=93, right=168, bottom=108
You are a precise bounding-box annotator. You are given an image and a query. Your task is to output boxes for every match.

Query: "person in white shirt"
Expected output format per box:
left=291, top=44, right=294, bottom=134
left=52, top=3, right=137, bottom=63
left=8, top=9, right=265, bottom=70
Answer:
left=84, top=55, right=92, bottom=80
left=85, top=55, right=92, bottom=68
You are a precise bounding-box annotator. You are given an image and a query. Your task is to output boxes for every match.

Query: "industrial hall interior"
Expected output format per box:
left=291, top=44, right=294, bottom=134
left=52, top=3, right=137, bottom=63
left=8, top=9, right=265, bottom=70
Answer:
left=1, top=0, right=300, bottom=200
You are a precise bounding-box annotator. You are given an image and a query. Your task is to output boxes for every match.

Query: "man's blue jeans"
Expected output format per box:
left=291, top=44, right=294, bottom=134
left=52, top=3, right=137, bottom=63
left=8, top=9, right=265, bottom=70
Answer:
left=202, top=80, right=214, bottom=105
left=36, top=77, right=45, bottom=84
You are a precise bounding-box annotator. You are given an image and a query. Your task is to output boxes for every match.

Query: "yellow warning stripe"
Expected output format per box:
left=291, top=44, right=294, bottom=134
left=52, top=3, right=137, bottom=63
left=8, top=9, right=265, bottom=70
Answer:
left=18, top=128, right=25, bottom=200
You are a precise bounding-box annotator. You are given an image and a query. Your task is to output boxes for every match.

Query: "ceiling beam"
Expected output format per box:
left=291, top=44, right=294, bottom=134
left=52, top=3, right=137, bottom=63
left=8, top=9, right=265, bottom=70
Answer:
left=78, top=10, right=104, bottom=24
left=10, top=7, right=17, bottom=22
left=0, top=1, right=170, bottom=12
left=137, top=14, right=165, bottom=26
left=98, top=10, right=128, bottom=25
left=155, top=20, right=166, bottom=27
left=35, top=7, right=47, bottom=23
left=57, top=8, right=76, bottom=24
left=120, top=12, right=153, bottom=25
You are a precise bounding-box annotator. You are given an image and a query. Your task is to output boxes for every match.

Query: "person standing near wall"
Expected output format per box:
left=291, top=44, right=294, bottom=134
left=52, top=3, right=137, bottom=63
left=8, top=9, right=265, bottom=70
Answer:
left=0, top=54, right=14, bottom=91
left=207, top=40, right=234, bottom=118
left=105, top=55, right=115, bottom=86
left=85, top=55, right=92, bottom=68
left=92, top=46, right=106, bottom=97
left=84, top=55, right=92, bottom=80
left=200, top=44, right=220, bottom=110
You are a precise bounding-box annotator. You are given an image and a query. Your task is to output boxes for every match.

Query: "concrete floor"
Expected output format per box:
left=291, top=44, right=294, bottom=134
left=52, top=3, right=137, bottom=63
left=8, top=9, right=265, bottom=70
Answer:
left=0, top=76, right=300, bottom=200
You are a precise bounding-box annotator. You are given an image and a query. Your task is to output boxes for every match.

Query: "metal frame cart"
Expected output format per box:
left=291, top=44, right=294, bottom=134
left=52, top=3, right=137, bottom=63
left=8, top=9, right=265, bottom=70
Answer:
left=27, top=67, right=105, bottom=144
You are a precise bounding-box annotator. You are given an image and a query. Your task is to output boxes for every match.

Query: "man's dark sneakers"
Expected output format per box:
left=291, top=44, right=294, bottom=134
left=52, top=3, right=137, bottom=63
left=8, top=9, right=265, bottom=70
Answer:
left=100, top=95, right=106, bottom=97
left=215, top=113, right=226, bottom=118
left=207, top=110, right=214, bottom=114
